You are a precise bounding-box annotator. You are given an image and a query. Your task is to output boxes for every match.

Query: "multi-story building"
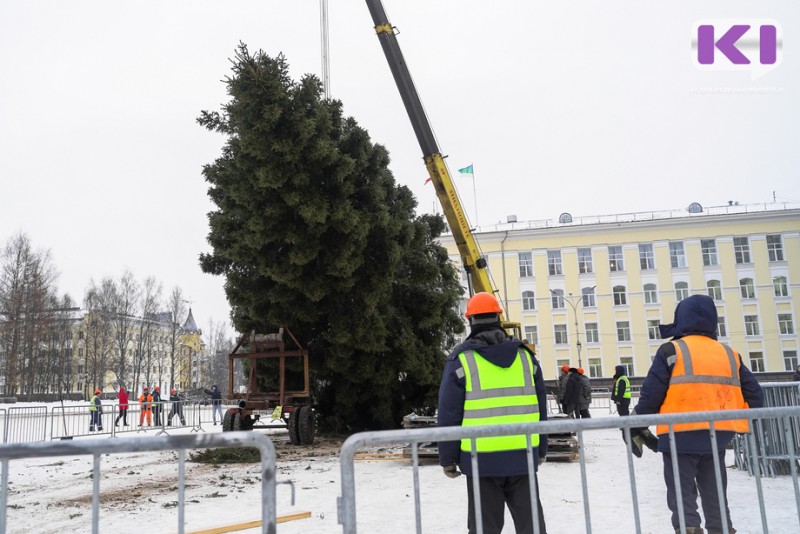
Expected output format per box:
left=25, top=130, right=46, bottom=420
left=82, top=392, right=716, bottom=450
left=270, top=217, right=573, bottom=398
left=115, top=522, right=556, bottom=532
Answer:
left=439, top=202, right=799, bottom=380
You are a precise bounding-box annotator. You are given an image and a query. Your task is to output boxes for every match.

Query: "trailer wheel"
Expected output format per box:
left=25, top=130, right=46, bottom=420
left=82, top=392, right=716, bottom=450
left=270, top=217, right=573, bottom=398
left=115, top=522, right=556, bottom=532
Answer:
left=222, top=409, right=235, bottom=431
left=287, top=408, right=301, bottom=445
left=232, top=412, right=243, bottom=431
left=298, top=406, right=315, bottom=445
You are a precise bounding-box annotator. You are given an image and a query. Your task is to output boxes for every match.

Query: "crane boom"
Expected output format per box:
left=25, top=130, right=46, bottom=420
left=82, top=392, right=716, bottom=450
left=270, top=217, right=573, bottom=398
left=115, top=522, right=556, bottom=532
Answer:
left=365, top=0, right=493, bottom=296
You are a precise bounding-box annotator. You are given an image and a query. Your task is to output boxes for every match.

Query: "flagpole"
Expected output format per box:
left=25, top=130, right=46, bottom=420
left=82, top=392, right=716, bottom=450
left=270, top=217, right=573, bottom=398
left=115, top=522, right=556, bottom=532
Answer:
left=472, top=167, right=478, bottom=228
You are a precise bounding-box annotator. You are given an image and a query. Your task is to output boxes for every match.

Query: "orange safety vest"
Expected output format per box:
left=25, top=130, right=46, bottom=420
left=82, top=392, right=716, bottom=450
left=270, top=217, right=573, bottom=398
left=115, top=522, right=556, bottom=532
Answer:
left=657, top=335, right=749, bottom=435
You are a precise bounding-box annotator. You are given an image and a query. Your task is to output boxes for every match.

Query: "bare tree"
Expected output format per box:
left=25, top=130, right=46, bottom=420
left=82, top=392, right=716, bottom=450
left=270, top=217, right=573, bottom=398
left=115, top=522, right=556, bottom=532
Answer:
left=83, top=280, right=115, bottom=397
left=203, top=318, right=235, bottom=392
left=165, top=287, right=187, bottom=389
left=132, top=276, right=161, bottom=390
left=108, top=270, right=139, bottom=389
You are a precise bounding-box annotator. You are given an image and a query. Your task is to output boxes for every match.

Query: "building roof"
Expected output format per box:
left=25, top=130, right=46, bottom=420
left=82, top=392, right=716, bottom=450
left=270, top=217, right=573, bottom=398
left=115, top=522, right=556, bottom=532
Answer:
left=182, top=308, right=201, bottom=334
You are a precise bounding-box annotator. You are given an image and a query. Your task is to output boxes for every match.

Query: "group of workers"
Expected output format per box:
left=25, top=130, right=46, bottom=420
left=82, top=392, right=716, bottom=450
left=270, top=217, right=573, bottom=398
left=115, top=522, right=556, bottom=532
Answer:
left=438, top=292, right=763, bottom=534
left=89, top=385, right=188, bottom=430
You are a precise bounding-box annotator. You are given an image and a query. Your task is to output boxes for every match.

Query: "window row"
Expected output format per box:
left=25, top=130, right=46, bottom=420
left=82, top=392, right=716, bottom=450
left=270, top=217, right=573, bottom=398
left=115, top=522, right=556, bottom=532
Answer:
left=520, top=276, right=789, bottom=311
left=522, top=312, right=795, bottom=347
left=517, top=234, right=786, bottom=277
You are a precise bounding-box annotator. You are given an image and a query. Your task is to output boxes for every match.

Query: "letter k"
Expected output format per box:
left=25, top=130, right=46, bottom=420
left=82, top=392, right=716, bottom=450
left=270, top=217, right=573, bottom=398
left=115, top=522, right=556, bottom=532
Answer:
left=698, top=25, right=750, bottom=65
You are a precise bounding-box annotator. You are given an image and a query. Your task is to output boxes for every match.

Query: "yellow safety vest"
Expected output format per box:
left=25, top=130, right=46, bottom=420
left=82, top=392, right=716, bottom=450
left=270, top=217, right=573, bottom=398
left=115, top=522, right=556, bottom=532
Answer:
left=657, top=335, right=749, bottom=435
left=458, top=347, right=540, bottom=452
left=614, top=376, right=631, bottom=399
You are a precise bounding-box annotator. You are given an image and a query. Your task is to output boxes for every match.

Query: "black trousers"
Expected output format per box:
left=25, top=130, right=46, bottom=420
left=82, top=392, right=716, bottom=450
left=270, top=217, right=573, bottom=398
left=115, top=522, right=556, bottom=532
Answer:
left=616, top=401, right=630, bottom=416
left=115, top=408, right=128, bottom=425
left=466, top=475, right=547, bottom=534
left=662, top=451, right=732, bottom=531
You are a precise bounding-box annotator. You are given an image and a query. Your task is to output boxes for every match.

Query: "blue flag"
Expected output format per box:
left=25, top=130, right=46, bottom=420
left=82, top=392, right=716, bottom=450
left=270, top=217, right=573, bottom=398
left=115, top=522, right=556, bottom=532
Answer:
left=458, top=164, right=474, bottom=174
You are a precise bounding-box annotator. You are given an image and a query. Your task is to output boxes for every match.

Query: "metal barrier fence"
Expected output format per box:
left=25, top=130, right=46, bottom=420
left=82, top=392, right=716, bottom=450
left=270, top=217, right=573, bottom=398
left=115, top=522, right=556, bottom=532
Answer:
left=338, top=406, right=800, bottom=534
left=4, top=406, right=47, bottom=444
left=547, top=391, right=640, bottom=415
left=733, top=382, right=800, bottom=476
left=0, top=432, right=280, bottom=534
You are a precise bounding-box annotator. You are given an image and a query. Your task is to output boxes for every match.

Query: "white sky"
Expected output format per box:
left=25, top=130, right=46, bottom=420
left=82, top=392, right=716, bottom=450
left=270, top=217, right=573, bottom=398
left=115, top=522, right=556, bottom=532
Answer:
left=1, top=1, right=798, bottom=334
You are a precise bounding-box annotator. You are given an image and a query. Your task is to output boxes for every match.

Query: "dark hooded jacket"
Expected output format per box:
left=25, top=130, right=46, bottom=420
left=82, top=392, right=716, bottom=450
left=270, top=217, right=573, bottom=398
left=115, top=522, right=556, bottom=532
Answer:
left=635, top=295, right=763, bottom=453
left=438, top=326, right=548, bottom=476
left=611, top=365, right=629, bottom=405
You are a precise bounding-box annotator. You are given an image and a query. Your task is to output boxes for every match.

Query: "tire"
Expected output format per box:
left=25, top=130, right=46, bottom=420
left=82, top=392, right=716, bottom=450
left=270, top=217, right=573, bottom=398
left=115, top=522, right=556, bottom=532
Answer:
left=298, top=406, right=315, bottom=445
left=222, top=409, right=235, bottom=432
left=232, top=412, right=242, bottom=431
left=287, top=408, right=301, bottom=445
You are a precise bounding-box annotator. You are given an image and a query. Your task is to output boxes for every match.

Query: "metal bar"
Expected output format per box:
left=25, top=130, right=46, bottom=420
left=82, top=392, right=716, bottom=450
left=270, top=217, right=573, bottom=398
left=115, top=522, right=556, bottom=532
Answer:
left=470, top=437, right=483, bottom=534
left=707, top=425, right=729, bottom=534
left=178, top=448, right=186, bottom=534
left=668, top=425, right=686, bottom=533
left=577, top=430, right=592, bottom=533
left=92, top=453, right=100, bottom=534
left=748, top=421, right=769, bottom=534
left=411, top=442, right=422, bottom=534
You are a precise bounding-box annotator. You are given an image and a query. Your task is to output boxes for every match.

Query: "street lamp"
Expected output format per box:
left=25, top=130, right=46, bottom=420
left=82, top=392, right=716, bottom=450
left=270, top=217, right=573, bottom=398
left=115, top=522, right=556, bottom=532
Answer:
left=551, top=286, right=596, bottom=369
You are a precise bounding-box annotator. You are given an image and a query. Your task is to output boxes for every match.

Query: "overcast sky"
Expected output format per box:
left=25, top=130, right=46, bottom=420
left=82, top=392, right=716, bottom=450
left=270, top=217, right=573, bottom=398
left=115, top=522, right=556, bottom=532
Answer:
left=1, top=1, right=797, bottom=334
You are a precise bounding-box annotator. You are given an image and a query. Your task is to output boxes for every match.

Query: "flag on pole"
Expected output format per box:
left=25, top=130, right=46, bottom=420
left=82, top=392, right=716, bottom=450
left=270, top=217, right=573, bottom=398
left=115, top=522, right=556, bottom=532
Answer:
left=458, top=164, right=474, bottom=174
left=424, top=176, right=432, bottom=184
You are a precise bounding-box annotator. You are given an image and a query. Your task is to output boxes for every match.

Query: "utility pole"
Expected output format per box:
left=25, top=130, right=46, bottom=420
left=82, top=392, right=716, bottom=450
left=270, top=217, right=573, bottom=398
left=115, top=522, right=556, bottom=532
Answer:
left=552, top=286, right=595, bottom=369
left=320, top=0, right=330, bottom=99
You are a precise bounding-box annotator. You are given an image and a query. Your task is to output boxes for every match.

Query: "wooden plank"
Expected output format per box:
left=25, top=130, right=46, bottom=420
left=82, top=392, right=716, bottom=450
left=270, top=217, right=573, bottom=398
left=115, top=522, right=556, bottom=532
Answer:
left=187, top=511, right=311, bottom=534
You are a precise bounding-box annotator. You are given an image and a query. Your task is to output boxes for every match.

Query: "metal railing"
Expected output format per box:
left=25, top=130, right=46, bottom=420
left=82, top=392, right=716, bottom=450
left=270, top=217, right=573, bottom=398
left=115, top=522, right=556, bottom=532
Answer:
left=4, top=406, right=47, bottom=444
left=0, top=432, right=280, bottom=534
left=338, top=406, right=800, bottom=534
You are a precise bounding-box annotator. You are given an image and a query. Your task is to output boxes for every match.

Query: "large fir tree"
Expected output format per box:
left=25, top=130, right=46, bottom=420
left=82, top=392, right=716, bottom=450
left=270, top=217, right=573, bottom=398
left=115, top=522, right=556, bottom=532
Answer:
left=198, top=44, right=463, bottom=431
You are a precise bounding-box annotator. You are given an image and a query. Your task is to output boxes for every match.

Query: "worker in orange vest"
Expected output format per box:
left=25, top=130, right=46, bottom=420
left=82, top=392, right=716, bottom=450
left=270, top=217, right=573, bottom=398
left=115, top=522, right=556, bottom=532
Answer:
left=634, top=295, right=763, bottom=534
left=139, top=386, right=153, bottom=427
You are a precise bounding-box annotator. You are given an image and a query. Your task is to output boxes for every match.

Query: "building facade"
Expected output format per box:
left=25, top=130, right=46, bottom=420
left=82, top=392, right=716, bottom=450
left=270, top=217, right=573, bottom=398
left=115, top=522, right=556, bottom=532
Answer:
left=438, top=203, right=800, bottom=380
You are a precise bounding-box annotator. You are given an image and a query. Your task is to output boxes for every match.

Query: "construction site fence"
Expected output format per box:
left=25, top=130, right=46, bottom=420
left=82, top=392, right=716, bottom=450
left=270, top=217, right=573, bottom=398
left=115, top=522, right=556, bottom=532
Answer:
left=0, top=432, right=282, bottom=534
left=338, top=406, right=800, bottom=534
left=0, top=399, right=253, bottom=444
left=546, top=389, right=640, bottom=414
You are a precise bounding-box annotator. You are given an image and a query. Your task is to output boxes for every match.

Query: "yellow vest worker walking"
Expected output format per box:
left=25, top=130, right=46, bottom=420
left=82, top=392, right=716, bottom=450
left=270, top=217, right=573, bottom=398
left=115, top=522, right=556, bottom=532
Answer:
left=438, top=292, right=548, bottom=534
left=634, top=295, right=763, bottom=534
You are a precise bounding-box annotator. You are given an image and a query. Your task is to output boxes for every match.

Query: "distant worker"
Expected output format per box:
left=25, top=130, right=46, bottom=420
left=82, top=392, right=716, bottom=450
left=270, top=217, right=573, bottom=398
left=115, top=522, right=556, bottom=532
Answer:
left=556, top=364, right=570, bottom=413
left=115, top=386, right=129, bottom=427
left=203, top=384, right=223, bottom=425
left=576, top=368, right=592, bottom=419
left=611, top=365, right=631, bottom=415
left=635, top=295, right=763, bottom=534
left=151, top=385, right=162, bottom=426
left=139, top=386, right=153, bottom=427
left=167, top=388, right=186, bottom=426
left=562, top=368, right=582, bottom=419
left=89, top=389, right=104, bottom=432
left=438, top=292, right=548, bottom=534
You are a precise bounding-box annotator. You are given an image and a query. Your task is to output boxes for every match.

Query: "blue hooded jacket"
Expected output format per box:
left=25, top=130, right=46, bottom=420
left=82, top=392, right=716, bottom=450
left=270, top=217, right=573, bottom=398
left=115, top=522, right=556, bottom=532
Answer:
left=635, top=295, right=763, bottom=453
left=437, top=326, right=548, bottom=476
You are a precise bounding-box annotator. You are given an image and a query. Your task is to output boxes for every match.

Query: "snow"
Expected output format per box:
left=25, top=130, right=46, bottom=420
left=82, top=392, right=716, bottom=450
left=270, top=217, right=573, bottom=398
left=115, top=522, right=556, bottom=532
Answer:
left=2, top=403, right=798, bottom=533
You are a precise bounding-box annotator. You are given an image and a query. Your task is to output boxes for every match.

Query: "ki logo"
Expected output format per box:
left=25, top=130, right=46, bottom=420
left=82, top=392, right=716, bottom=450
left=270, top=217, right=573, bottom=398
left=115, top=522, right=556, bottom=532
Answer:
left=692, top=20, right=782, bottom=79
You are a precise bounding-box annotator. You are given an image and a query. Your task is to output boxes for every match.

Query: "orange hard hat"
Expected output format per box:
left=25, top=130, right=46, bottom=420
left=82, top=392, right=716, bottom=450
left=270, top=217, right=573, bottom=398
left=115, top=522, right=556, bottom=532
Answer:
left=465, top=292, right=503, bottom=318
left=170, top=388, right=177, bottom=394
left=154, top=386, right=160, bottom=390
left=561, top=365, right=570, bottom=372
left=577, top=368, right=585, bottom=375
left=143, top=386, right=148, bottom=390
left=94, top=389, right=102, bottom=394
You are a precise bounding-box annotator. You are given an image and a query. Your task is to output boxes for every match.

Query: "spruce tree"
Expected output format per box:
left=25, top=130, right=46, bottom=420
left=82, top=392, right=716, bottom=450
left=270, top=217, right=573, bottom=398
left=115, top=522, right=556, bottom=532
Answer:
left=198, top=44, right=463, bottom=431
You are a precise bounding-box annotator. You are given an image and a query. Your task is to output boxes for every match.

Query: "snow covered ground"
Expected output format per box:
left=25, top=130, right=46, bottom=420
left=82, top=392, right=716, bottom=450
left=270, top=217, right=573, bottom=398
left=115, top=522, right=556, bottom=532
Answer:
left=2, top=403, right=799, bottom=533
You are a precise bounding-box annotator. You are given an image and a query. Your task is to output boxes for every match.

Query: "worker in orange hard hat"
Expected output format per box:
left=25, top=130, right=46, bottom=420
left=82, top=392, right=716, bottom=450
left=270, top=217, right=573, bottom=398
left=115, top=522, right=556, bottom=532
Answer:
left=151, top=385, right=162, bottom=426
left=89, top=388, right=104, bottom=432
left=557, top=364, right=571, bottom=413
left=439, top=291, right=548, bottom=533
left=167, top=388, right=186, bottom=426
left=576, top=367, right=592, bottom=419
left=139, top=386, right=153, bottom=427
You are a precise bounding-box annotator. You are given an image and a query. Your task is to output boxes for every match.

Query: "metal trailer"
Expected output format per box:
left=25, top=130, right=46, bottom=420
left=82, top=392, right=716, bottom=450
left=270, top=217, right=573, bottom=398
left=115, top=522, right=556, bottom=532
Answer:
left=224, top=325, right=316, bottom=445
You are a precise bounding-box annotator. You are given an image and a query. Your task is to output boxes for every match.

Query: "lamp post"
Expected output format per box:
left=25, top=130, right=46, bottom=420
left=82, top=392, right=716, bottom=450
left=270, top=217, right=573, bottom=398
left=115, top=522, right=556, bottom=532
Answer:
left=551, top=286, right=596, bottom=369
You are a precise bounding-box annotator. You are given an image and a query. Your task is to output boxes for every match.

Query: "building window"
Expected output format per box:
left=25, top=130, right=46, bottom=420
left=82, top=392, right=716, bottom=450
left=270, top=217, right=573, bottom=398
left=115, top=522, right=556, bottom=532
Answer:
left=647, top=320, right=661, bottom=340
left=744, top=315, right=760, bottom=336
left=717, top=316, right=727, bottom=338
left=578, top=248, right=593, bottom=274
left=669, top=241, right=687, bottom=268
left=778, top=313, right=795, bottom=335
left=616, top=321, right=631, bottom=342
left=554, top=324, right=568, bottom=344
left=582, top=286, right=596, bottom=308
left=548, top=250, right=563, bottom=276
left=639, top=244, right=655, bottom=270
left=785, top=351, right=799, bottom=372
left=707, top=280, right=722, bottom=301
left=518, top=252, right=533, bottom=277
left=701, top=239, right=718, bottom=266
left=675, top=281, right=689, bottom=301
left=613, top=285, right=627, bottom=306
left=609, top=246, right=624, bottom=271
left=524, top=326, right=538, bottom=345
left=734, top=236, right=751, bottom=264
left=643, top=283, right=658, bottom=304
left=522, top=291, right=536, bottom=311
left=588, top=357, right=602, bottom=378
left=551, top=289, right=564, bottom=309
left=774, top=276, right=788, bottom=297
left=556, top=358, right=570, bottom=370
left=619, top=356, right=634, bottom=376
left=739, top=278, right=755, bottom=299
left=585, top=322, right=599, bottom=343
left=749, top=352, right=765, bottom=372
left=767, top=234, right=784, bottom=262
left=78, top=331, right=84, bottom=340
